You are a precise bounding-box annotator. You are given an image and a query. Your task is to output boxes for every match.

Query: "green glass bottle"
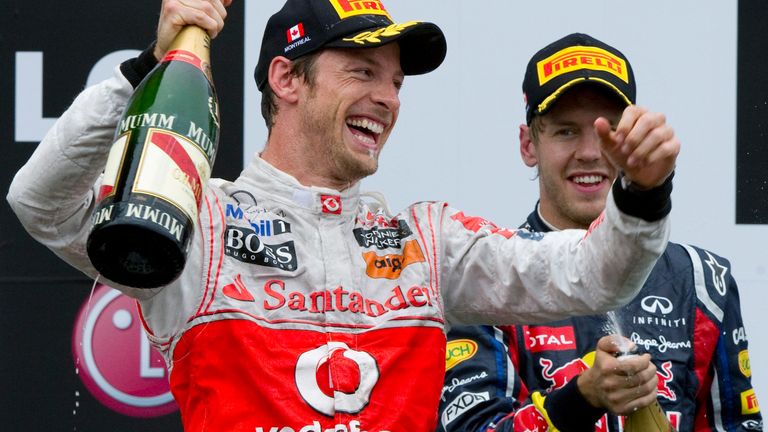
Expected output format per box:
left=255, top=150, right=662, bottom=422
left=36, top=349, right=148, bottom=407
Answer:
left=87, top=26, right=220, bottom=288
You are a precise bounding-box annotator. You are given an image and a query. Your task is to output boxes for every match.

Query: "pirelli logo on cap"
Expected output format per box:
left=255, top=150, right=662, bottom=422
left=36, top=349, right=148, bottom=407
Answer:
left=537, top=46, right=629, bottom=85
left=329, top=0, right=392, bottom=20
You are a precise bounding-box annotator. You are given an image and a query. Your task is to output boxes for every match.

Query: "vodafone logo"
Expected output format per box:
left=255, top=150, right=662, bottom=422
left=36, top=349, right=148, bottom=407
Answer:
left=321, top=195, right=342, bottom=214
left=72, top=284, right=176, bottom=417
left=295, top=342, right=379, bottom=416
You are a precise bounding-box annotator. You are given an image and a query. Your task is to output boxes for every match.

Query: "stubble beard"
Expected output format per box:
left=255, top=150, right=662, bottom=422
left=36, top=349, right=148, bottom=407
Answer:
left=301, top=96, right=379, bottom=185
left=541, top=175, right=604, bottom=229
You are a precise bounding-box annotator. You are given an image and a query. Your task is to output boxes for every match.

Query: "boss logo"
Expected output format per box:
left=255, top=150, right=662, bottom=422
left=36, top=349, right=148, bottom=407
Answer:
left=225, top=226, right=297, bottom=270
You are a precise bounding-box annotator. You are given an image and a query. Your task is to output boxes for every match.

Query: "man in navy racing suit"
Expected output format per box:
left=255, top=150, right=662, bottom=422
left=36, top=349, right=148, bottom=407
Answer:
left=437, top=33, right=762, bottom=432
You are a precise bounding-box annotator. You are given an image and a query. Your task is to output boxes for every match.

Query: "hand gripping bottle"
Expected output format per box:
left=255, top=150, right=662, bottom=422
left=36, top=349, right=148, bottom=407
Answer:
left=87, top=26, right=219, bottom=288
left=620, top=353, right=677, bottom=432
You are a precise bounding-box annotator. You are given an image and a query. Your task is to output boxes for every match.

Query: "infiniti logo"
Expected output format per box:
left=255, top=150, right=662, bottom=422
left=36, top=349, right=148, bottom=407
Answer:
left=641, top=295, right=674, bottom=314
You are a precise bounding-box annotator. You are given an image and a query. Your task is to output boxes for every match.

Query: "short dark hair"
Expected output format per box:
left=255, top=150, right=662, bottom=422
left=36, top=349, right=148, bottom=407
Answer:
left=260, top=52, right=321, bottom=132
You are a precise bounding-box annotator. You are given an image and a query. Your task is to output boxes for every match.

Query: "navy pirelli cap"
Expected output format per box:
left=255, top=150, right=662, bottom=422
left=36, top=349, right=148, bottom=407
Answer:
left=523, top=33, right=636, bottom=124
left=254, top=0, right=447, bottom=91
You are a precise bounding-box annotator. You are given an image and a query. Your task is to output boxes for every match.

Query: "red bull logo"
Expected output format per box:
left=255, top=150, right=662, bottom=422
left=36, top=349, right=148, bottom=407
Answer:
left=539, top=357, right=588, bottom=390
left=656, top=361, right=677, bottom=401
left=511, top=404, right=547, bottom=430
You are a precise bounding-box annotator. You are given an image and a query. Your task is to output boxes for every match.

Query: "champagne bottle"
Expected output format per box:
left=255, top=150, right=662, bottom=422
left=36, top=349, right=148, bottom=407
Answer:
left=618, top=352, right=677, bottom=432
left=87, top=26, right=220, bottom=288
left=624, top=399, right=676, bottom=432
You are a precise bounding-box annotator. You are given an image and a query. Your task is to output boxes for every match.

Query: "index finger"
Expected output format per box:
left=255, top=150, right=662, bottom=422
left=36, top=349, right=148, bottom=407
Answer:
left=614, top=105, right=648, bottom=142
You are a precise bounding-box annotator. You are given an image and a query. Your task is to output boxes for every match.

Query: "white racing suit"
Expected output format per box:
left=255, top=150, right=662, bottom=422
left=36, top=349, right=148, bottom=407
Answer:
left=7, top=61, right=672, bottom=431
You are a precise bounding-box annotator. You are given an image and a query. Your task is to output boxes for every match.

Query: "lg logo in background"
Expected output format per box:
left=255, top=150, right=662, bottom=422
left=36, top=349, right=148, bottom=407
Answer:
left=72, top=283, right=177, bottom=417
left=14, top=50, right=139, bottom=142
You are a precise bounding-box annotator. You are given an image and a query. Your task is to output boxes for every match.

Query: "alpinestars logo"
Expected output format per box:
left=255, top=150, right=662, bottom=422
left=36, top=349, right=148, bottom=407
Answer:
left=353, top=220, right=413, bottom=250
left=295, top=342, right=379, bottom=416
left=225, top=226, right=297, bottom=270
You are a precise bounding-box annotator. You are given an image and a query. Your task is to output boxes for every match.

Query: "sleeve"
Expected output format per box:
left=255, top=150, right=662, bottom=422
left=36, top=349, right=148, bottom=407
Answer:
left=704, top=252, right=762, bottom=430
left=438, top=326, right=605, bottom=432
left=6, top=47, right=163, bottom=300
left=430, top=181, right=671, bottom=325
left=438, top=325, right=523, bottom=432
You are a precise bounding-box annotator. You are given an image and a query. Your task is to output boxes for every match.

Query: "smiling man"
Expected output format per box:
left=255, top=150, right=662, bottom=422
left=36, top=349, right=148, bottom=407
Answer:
left=9, top=3, right=680, bottom=431
left=438, top=33, right=761, bottom=432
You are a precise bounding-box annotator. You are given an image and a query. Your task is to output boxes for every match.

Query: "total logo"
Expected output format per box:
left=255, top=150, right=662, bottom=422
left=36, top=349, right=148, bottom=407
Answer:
left=72, top=284, right=176, bottom=417
left=295, top=342, right=379, bottom=416
left=524, top=325, right=576, bottom=352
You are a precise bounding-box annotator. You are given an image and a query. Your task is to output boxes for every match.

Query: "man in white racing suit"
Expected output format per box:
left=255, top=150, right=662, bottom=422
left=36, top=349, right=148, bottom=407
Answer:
left=7, top=0, right=680, bottom=430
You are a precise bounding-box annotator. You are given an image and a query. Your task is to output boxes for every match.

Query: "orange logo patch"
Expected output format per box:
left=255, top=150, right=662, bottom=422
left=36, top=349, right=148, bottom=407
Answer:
left=329, top=0, right=392, bottom=20
left=445, top=339, right=478, bottom=371
left=536, top=45, right=629, bottom=85
left=363, top=240, right=425, bottom=279
left=741, top=389, right=760, bottom=415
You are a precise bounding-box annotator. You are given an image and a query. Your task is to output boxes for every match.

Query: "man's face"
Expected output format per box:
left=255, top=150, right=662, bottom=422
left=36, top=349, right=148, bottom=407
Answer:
left=297, top=44, right=403, bottom=184
left=520, top=86, right=625, bottom=229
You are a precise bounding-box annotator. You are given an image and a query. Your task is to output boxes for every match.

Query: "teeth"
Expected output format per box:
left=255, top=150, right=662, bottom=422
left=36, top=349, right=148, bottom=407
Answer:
left=347, top=118, right=384, bottom=134
left=573, top=175, right=603, bottom=184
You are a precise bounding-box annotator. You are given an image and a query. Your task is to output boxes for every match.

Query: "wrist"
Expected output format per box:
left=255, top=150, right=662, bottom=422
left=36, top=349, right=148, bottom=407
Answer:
left=576, top=371, right=601, bottom=408
left=612, top=170, right=674, bottom=221
left=545, top=377, right=607, bottom=430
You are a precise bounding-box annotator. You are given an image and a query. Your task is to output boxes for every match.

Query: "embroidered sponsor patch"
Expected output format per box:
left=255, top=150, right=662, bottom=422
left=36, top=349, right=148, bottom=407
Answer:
left=536, top=45, right=629, bottom=85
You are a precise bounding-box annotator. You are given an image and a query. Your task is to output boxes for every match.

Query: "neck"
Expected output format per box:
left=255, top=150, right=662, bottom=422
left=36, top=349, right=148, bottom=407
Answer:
left=536, top=200, right=591, bottom=231
left=260, top=136, right=357, bottom=192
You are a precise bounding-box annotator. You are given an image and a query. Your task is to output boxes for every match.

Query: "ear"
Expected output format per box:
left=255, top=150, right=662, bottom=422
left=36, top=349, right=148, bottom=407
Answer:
left=519, top=124, right=538, bottom=167
left=268, top=56, right=299, bottom=104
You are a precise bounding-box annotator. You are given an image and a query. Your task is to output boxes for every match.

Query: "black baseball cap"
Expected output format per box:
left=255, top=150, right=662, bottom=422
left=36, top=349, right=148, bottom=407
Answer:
left=255, top=0, right=447, bottom=90
left=523, top=33, right=636, bottom=124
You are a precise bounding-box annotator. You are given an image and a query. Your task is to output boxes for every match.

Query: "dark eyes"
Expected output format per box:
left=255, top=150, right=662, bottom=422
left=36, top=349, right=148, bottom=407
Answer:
left=352, top=68, right=373, bottom=78
left=554, top=128, right=577, bottom=136
left=351, top=68, right=403, bottom=91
